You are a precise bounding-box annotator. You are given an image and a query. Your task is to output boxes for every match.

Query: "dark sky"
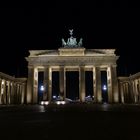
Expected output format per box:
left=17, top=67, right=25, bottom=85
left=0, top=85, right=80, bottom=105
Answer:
left=0, top=4, right=140, bottom=77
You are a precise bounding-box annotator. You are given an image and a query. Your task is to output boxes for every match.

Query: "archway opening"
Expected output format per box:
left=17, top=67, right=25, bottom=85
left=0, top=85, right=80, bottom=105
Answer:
left=85, top=71, right=93, bottom=102
left=66, top=71, right=79, bottom=101
left=52, top=71, right=59, bottom=100
left=38, top=71, right=43, bottom=103
left=101, top=71, right=108, bottom=103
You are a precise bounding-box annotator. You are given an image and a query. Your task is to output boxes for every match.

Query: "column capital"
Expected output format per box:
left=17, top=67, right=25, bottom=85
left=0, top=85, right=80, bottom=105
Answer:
left=28, top=66, right=34, bottom=69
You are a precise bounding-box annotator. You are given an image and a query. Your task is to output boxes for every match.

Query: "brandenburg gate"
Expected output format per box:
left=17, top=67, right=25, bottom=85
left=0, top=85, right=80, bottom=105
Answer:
left=26, top=30, right=119, bottom=104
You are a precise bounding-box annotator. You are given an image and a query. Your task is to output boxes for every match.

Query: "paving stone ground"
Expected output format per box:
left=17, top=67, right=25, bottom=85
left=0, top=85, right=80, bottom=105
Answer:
left=0, top=104, right=140, bottom=140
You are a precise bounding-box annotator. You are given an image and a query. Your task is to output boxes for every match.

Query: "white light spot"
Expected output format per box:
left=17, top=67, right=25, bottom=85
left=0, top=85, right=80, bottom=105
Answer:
left=103, top=85, right=107, bottom=91
left=44, top=101, right=49, bottom=105
left=53, top=95, right=56, bottom=99
left=40, top=85, right=44, bottom=91
left=41, top=101, right=44, bottom=105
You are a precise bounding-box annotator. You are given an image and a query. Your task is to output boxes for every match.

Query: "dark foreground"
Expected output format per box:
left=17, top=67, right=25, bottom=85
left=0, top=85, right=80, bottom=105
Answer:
left=0, top=103, right=140, bottom=140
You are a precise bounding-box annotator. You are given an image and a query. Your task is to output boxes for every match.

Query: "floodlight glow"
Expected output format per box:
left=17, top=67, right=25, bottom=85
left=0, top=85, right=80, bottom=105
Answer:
left=44, top=101, right=49, bottom=105
left=40, top=85, right=44, bottom=91
left=56, top=101, right=66, bottom=105
left=61, top=101, right=66, bottom=104
left=53, top=95, right=56, bottom=98
left=56, top=101, right=61, bottom=105
left=103, top=85, right=107, bottom=91
left=41, top=101, right=44, bottom=105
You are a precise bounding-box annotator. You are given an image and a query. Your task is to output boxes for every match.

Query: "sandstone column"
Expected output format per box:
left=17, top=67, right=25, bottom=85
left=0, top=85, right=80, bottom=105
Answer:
left=10, top=82, right=14, bottom=104
left=129, top=80, right=135, bottom=103
left=135, top=80, right=139, bottom=103
left=139, top=79, right=140, bottom=103
left=21, top=83, right=26, bottom=104
left=112, top=66, right=119, bottom=102
left=123, top=84, right=127, bottom=103
left=59, top=66, right=66, bottom=100
left=0, top=79, right=2, bottom=104
left=16, top=84, right=20, bottom=104
left=93, top=67, right=96, bottom=102
left=79, top=66, right=85, bottom=102
left=43, top=67, right=48, bottom=101
left=133, top=81, right=136, bottom=103
left=43, top=67, right=52, bottom=102
left=27, top=66, right=34, bottom=104
left=120, top=83, right=124, bottom=103
left=107, top=66, right=119, bottom=103
left=133, top=80, right=137, bottom=103
left=33, top=68, right=38, bottom=104
left=3, top=80, right=6, bottom=104
left=18, top=84, right=22, bottom=104
left=107, top=67, right=113, bottom=103
left=7, top=81, right=11, bottom=104
left=93, top=66, right=102, bottom=103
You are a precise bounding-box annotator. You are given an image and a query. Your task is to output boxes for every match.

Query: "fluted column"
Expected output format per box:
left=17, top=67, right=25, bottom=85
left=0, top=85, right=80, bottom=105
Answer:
left=133, top=80, right=137, bottom=103
left=113, top=66, right=119, bottom=102
left=19, top=85, right=22, bottom=104
left=96, top=67, right=102, bottom=103
left=120, top=83, right=124, bottom=103
left=59, top=66, right=66, bottom=100
left=10, top=82, right=15, bottom=104
left=19, top=84, right=22, bottom=104
left=136, top=80, right=139, bottom=103
left=48, top=67, right=52, bottom=102
left=16, top=84, right=20, bottom=104
left=79, top=66, right=85, bottom=102
left=43, top=67, right=52, bottom=102
left=108, top=66, right=119, bottom=103
left=139, top=79, right=140, bottom=103
left=0, top=79, right=2, bottom=104
left=43, top=67, right=48, bottom=101
left=123, top=83, right=127, bottom=103
left=133, top=81, right=136, bottom=103
left=126, top=83, right=129, bottom=103
left=129, top=80, right=135, bottom=103
left=33, top=68, right=38, bottom=104
left=3, top=80, right=6, bottom=104
left=21, top=83, right=26, bottom=104
left=7, top=81, right=11, bottom=104
left=93, top=67, right=96, bottom=102
left=107, top=67, right=112, bottom=103
left=93, top=66, right=102, bottom=103
left=27, top=66, right=34, bottom=104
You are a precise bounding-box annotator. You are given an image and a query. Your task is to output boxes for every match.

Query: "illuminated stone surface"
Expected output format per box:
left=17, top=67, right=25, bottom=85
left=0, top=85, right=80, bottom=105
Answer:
left=26, top=47, right=119, bottom=104
left=0, top=30, right=140, bottom=105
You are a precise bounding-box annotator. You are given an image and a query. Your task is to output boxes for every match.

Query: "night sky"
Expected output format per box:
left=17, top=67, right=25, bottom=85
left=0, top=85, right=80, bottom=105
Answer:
left=0, top=5, right=140, bottom=78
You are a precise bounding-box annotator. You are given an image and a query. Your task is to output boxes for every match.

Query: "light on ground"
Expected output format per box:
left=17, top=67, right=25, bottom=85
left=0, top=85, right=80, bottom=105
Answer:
left=56, top=101, right=66, bottom=105
left=44, top=101, right=49, bottom=105
left=56, top=101, right=61, bottom=105
left=41, top=101, right=49, bottom=105
left=61, top=101, right=66, bottom=104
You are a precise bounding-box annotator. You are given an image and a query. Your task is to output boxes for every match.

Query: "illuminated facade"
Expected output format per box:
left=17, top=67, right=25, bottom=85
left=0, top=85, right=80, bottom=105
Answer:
left=26, top=30, right=119, bottom=104
left=0, top=72, right=26, bottom=104
left=118, top=72, right=140, bottom=103
left=0, top=30, right=140, bottom=105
